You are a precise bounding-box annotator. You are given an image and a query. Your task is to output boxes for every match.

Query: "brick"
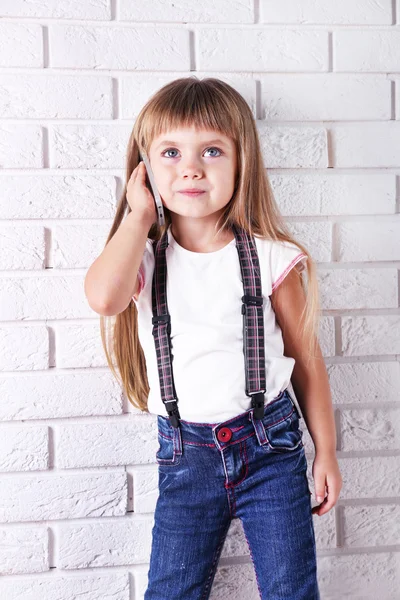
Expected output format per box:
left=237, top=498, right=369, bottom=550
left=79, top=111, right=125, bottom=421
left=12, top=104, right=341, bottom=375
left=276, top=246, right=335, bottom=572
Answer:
left=0, top=225, right=45, bottom=270
left=284, top=221, right=332, bottom=262
left=397, top=79, right=400, bottom=119
left=0, top=573, right=129, bottom=600
left=0, top=0, right=111, bottom=19
left=120, top=0, right=253, bottom=22
left=0, top=125, right=42, bottom=168
left=318, top=268, right=398, bottom=310
left=342, top=316, right=400, bottom=356
left=55, top=323, right=108, bottom=368
left=0, top=23, right=42, bottom=67
left=0, top=74, right=113, bottom=119
left=269, top=172, right=395, bottom=216
left=343, top=505, right=400, bottom=547
left=326, top=362, right=400, bottom=403
left=0, top=174, right=116, bottom=219
left=0, top=372, right=123, bottom=421
left=120, top=73, right=256, bottom=119
left=131, top=468, right=159, bottom=514
left=319, top=316, right=335, bottom=357
left=49, top=124, right=131, bottom=169
left=0, top=527, right=48, bottom=575
left=57, top=518, right=153, bottom=568
left=339, top=455, right=400, bottom=497
left=334, top=30, right=400, bottom=72
left=257, top=122, right=328, bottom=168
left=217, top=519, right=253, bottom=559
left=55, top=418, right=157, bottom=468
left=338, top=220, right=400, bottom=261
left=0, top=472, right=127, bottom=522
left=332, top=123, right=400, bottom=168
left=198, top=29, right=328, bottom=72
left=308, top=506, right=336, bottom=550
left=318, top=552, right=400, bottom=599
left=0, top=325, right=49, bottom=371
left=0, top=425, right=48, bottom=471
left=50, top=25, right=190, bottom=70
left=53, top=221, right=113, bottom=268
left=260, top=74, right=390, bottom=120
left=0, top=275, right=92, bottom=321
left=341, top=407, right=400, bottom=451
left=260, top=0, right=393, bottom=24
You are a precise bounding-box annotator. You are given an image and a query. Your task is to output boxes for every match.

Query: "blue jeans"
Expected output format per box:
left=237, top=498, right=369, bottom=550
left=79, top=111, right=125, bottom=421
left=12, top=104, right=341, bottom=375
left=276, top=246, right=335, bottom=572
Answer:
left=145, top=388, right=320, bottom=600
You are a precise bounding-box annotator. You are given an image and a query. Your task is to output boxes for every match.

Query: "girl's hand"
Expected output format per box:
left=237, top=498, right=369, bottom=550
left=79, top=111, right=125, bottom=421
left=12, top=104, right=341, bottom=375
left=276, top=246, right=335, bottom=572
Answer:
left=311, top=451, right=343, bottom=517
left=126, top=161, right=158, bottom=226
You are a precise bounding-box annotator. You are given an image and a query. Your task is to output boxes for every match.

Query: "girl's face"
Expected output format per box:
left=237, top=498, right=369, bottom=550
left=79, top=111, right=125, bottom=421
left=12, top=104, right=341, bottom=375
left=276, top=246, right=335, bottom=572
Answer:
left=148, top=126, right=237, bottom=221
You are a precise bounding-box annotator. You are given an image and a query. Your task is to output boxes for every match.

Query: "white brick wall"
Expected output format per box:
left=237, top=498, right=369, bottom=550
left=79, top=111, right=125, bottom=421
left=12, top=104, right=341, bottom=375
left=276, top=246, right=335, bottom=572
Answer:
left=0, top=1, right=399, bottom=598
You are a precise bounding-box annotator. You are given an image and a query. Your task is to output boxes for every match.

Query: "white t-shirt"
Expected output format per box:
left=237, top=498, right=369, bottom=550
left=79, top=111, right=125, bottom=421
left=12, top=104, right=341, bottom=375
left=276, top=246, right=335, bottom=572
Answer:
left=132, top=224, right=307, bottom=423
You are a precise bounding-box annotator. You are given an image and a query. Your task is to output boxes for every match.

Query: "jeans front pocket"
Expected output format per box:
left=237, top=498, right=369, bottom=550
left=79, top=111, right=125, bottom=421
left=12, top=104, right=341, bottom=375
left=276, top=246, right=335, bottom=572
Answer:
left=156, top=429, right=182, bottom=467
left=262, top=406, right=304, bottom=454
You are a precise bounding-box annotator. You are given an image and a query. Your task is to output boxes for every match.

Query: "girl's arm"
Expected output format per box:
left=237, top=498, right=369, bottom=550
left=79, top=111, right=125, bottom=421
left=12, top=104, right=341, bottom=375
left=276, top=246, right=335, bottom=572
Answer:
left=270, top=268, right=337, bottom=457
left=84, top=212, right=152, bottom=316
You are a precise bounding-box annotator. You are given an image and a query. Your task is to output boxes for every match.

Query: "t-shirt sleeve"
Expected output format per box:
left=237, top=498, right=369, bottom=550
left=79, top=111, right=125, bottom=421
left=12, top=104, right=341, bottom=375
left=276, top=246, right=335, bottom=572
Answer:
left=133, top=264, right=145, bottom=299
left=132, top=239, right=154, bottom=302
left=270, top=241, right=308, bottom=293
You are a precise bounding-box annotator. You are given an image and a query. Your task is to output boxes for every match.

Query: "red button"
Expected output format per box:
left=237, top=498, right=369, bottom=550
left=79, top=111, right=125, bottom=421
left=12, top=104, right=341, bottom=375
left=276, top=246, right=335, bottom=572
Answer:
left=217, top=427, right=232, bottom=442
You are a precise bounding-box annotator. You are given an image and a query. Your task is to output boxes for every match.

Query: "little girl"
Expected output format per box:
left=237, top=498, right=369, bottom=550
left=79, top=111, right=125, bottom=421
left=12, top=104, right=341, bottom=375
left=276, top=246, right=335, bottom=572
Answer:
left=85, top=76, right=342, bottom=600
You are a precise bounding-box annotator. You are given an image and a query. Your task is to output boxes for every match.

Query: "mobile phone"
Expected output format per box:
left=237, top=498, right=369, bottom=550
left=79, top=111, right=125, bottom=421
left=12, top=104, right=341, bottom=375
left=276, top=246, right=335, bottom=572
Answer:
left=139, top=150, right=165, bottom=227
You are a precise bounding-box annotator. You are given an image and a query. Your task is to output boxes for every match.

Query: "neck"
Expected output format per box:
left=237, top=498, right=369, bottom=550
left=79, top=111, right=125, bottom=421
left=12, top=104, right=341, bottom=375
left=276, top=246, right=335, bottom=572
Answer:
left=169, top=216, right=233, bottom=253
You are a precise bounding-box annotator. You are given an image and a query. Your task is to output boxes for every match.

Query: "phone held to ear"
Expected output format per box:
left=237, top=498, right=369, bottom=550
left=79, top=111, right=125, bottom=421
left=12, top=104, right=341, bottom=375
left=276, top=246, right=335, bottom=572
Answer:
left=139, top=150, right=165, bottom=227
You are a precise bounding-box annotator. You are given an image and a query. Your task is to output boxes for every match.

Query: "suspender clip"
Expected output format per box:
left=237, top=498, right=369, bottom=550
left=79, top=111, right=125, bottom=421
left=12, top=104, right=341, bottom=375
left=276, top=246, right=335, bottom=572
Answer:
left=241, top=294, right=263, bottom=315
left=250, top=391, right=265, bottom=420
left=152, top=314, right=171, bottom=336
left=165, top=399, right=181, bottom=429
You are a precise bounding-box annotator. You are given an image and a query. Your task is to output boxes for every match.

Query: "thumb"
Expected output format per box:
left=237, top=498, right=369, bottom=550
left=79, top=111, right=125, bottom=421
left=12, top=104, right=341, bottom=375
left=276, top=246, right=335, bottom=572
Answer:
left=315, top=481, right=326, bottom=503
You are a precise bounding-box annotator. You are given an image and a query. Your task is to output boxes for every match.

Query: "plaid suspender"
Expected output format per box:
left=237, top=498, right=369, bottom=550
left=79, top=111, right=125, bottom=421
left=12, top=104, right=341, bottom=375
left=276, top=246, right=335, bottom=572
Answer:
left=151, top=225, right=266, bottom=428
left=233, top=224, right=267, bottom=421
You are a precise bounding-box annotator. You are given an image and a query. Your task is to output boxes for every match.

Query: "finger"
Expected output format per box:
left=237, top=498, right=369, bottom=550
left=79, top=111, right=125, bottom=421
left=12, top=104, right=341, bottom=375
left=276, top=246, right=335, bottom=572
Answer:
left=129, top=167, right=138, bottom=182
left=312, top=491, right=337, bottom=516
left=315, top=484, right=326, bottom=504
left=311, top=494, right=326, bottom=510
left=314, top=496, right=334, bottom=517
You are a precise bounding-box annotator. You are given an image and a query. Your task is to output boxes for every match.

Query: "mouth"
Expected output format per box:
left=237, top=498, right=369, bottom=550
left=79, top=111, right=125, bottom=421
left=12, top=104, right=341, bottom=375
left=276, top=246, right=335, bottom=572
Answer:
left=178, top=191, right=206, bottom=197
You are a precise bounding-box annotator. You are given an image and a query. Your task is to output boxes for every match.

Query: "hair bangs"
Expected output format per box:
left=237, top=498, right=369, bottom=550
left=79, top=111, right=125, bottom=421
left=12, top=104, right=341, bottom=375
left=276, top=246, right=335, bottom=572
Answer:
left=138, top=77, right=239, bottom=152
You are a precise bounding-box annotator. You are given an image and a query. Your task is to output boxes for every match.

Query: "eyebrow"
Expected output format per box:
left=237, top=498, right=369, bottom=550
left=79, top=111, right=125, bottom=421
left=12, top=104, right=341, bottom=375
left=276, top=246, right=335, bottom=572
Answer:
left=155, top=138, right=229, bottom=150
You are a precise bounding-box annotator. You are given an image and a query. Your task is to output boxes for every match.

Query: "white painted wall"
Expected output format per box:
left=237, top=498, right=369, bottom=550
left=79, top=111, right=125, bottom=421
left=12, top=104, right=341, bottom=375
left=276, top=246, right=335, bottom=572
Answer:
left=0, top=1, right=399, bottom=598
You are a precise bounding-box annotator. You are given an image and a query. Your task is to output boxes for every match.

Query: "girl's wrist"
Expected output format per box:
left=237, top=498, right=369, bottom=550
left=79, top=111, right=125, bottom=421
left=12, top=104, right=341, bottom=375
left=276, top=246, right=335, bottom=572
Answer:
left=125, top=210, right=154, bottom=231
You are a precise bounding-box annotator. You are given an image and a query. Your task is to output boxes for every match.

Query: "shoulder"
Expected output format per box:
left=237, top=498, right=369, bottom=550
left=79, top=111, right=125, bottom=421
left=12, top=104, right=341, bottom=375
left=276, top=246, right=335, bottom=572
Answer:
left=254, top=236, right=307, bottom=295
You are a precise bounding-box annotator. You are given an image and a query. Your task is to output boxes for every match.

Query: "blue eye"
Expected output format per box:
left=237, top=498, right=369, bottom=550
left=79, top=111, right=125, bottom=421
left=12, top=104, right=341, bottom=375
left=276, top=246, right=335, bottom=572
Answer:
left=161, top=147, right=223, bottom=158
left=206, top=147, right=222, bottom=157
left=162, top=148, right=178, bottom=158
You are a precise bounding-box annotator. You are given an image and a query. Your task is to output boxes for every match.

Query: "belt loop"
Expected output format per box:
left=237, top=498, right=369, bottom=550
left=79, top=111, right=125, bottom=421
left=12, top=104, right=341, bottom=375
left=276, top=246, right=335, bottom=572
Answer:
left=249, top=408, right=268, bottom=448
left=173, top=421, right=183, bottom=457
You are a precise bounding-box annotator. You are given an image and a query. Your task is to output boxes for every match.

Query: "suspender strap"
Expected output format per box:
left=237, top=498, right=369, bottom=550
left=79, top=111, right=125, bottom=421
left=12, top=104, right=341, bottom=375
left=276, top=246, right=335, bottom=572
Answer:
left=151, top=230, right=181, bottom=428
left=232, top=225, right=266, bottom=420
left=151, top=225, right=267, bottom=427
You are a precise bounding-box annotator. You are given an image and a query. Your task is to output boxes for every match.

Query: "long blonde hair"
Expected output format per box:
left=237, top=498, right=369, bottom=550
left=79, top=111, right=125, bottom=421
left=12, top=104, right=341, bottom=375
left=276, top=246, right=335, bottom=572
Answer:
left=100, top=76, right=321, bottom=413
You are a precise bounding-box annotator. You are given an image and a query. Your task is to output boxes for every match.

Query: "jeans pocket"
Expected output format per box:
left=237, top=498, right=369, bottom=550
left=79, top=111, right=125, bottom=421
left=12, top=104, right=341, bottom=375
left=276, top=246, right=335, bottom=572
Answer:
left=156, top=430, right=182, bottom=466
left=262, top=408, right=304, bottom=453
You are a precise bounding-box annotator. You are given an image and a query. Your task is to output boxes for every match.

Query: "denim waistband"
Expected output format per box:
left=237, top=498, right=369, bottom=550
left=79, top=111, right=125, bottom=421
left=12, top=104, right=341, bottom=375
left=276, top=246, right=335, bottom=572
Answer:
left=156, top=388, right=301, bottom=450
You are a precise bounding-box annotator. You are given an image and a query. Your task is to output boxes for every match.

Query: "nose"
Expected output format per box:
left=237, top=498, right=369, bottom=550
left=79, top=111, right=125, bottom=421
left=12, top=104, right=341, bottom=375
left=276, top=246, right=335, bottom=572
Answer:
left=180, top=156, right=204, bottom=178
left=182, top=169, right=202, bottom=179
